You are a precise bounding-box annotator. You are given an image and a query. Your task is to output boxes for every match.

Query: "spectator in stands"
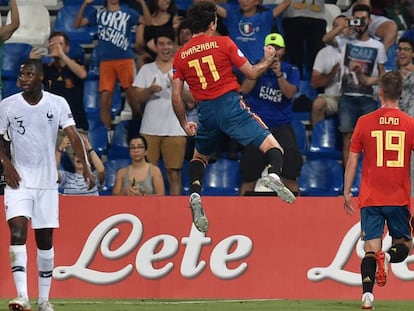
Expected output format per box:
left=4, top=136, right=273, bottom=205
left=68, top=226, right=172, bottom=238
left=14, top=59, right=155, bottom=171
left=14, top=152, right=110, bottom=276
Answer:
left=73, top=0, right=152, bottom=133
left=215, top=0, right=290, bottom=65
left=323, top=4, right=386, bottom=166
left=282, top=0, right=326, bottom=79
left=56, top=134, right=105, bottom=196
left=133, top=29, right=190, bottom=195
left=398, top=37, right=414, bottom=115
left=345, top=0, right=398, bottom=51
left=310, top=15, right=352, bottom=126
left=135, top=0, right=181, bottom=70
left=0, top=0, right=19, bottom=99
left=0, top=0, right=19, bottom=196
left=239, top=33, right=302, bottom=196
left=396, top=37, right=414, bottom=195
left=30, top=32, right=89, bottom=132
left=176, top=17, right=192, bottom=47
left=112, top=135, right=165, bottom=195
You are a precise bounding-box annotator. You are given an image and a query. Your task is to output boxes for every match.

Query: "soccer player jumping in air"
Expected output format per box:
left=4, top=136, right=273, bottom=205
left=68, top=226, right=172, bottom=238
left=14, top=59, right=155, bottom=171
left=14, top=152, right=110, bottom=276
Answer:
left=172, top=1, right=295, bottom=233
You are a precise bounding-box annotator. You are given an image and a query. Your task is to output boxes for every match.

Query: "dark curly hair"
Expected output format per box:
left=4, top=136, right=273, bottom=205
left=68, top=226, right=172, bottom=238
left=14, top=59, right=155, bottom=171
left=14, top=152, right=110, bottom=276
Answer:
left=187, top=1, right=216, bottom=34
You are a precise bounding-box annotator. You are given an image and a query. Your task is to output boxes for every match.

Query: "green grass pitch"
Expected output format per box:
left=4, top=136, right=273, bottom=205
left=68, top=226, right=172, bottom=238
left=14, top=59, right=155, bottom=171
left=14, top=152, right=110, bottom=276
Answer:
left=0, top=299, right=413, bottom=310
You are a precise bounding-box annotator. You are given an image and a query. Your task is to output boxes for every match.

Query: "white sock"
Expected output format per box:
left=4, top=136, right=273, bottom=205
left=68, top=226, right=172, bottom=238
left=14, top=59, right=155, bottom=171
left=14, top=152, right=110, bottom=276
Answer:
left=10, top=245, right=28, bottom=300
left=37, top=247, right=54, bottom=304
left=190, top=192, right=200, bottom=201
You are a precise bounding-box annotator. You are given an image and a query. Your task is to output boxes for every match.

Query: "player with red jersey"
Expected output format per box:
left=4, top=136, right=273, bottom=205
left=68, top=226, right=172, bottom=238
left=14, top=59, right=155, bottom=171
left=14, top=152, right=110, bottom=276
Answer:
left=343, top=71, right=413, bottom=310
left=172, top=1, right=296, bottom=234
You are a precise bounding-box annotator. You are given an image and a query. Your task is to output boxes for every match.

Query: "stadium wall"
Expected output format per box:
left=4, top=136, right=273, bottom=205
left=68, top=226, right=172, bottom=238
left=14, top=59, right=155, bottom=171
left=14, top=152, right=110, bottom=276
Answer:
left=0, top=196, right=413, bottom=300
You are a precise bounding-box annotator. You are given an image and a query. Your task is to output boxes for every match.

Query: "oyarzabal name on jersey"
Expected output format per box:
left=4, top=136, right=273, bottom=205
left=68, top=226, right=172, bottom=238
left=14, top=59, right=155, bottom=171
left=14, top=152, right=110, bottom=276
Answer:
left=181, top=41, right=219, bottom=59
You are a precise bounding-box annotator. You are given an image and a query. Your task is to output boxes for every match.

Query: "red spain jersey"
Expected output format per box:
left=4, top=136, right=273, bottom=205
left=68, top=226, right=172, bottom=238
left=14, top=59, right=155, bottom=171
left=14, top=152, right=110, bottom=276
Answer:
left=351, top=108, right=414, bottom=209
left=173, top=34, right=248, bottom=101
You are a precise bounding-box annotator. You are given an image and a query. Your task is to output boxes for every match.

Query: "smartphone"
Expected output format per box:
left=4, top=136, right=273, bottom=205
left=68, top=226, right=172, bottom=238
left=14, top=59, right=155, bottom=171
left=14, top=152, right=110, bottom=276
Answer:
left=35, top=47, right=49, bottom=56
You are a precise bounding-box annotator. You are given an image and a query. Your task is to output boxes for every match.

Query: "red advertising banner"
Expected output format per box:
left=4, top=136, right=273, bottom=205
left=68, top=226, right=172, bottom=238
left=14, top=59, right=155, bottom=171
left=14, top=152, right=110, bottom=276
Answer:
left=0, top=196, right=413, bottom=300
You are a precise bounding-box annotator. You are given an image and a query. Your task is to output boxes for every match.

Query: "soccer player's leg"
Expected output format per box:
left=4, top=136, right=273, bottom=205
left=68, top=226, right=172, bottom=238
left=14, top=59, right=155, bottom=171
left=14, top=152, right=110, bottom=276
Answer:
left=187, top=130, right=217, bottom=233
left=381, top=206, right=412, bottom=285
left=361, top=207, right=387, bottom=290
left=222, top=93, right=295, bottom=203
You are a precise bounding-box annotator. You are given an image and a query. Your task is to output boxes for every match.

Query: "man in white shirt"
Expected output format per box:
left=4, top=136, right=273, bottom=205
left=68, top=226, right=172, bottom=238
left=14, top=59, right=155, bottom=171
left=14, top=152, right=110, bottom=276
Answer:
left=132, top=28, right=194, bottom=195
left=323, top=4, right=386, bottom=166
left=0, top=59, right=95, bottom=311
left=311, top=15, right=353, bottom=126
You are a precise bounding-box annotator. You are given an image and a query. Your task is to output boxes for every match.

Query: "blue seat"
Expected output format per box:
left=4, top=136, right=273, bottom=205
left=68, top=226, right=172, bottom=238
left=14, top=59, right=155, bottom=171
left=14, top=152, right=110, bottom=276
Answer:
left=87, top=48, right=100, bottom=79
left=107, top=120, right=130, bottom=160
left=84, top=80, right=123, bottom=117
left=298, top=79, right=318, bottom=102
left=157, top=159, right=170, bottom=195
left=307, top=118, right=343, bottom=160
left=68, top=43, right=86, bottom=64
left=100, top=158, right=132, bottom=195
left=201, top=158, right=241, bottom=196
left=84, top=79, right=100, bottom=114
left=2, top=43, right=32, bottom=80
left=298, top=159, right=344, bottom=196
left=351, top=154, right=363, bottom=196
left=182, top=160, right=190, bottom=195
left=54, top=4, right=97, bottom=44
left=63, top=0, right=105, bottom=4
left=385, top=43, right=397, bottom=71
left=87, top=117, right=108, bottom=156
left=292, top=119, right=308, bottom=154
left=2, top=80, right=20, bottom=98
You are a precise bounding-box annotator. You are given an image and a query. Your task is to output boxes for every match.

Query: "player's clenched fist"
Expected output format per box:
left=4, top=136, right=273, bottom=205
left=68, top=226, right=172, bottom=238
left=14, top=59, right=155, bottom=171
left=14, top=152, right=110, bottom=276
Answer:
left=183, top=121, right=198, bottom=136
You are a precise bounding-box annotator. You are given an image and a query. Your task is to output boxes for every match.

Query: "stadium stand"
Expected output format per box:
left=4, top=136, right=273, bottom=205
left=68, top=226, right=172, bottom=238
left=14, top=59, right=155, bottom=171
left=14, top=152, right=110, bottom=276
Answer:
left=1, top=42, right=32, bottom=97
left=292, top=119, right=308, bottom=155
left=298, top=159, right=344, bottom=196
left=54, top=3, right=97, bottom=45
left=307, top=118, right=343, bottom=160
left=87, top=116, right=109, bottom=157
left=6, top=4, right=50, bottom=46
left=100, top=158, right=132, bottom=195
left=201, top=158, right=241, bottom=196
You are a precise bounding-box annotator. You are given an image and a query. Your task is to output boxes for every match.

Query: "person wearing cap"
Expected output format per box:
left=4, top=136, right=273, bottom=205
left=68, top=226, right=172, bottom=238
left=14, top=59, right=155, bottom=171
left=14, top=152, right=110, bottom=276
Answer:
left=239, top=32, right=302, bottom=196
left=172, top=1, right=296, bottom=234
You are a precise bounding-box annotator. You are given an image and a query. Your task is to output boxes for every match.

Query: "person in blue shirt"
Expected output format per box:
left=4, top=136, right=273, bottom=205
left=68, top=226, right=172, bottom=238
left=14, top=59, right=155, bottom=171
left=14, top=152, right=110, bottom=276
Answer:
left=239, top=33, right=303, bottom=196
left=73, top=0, right=152, bottom=131
left=216, top=0, right=291, bottom=65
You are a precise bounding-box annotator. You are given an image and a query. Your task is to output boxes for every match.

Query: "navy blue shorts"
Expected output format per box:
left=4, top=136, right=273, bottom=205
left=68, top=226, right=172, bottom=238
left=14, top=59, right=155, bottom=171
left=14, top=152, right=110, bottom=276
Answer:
left=195, top=91, right=270, bottom=156
left=360, top=206, right=412, bottom=241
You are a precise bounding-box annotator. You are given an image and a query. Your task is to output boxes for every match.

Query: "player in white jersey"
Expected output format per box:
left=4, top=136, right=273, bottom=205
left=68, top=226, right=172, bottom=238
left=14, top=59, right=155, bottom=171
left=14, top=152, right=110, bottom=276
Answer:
left=0, top=59, right=95, bottom=311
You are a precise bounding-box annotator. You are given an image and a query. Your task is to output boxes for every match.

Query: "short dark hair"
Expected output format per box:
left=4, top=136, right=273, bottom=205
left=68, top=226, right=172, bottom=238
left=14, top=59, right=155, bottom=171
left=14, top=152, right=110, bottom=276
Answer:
left=187, top=1, right=216, bottom=34
left=154, top=27, right=175, bottom=45
left=21, top=59, right=43, bottom=74
left=49, top=31, right=70, bottom=45
left=379, top=71, right=402, bottom=101
left=398, top=37, right=414, bottom=50
left=176, top=18, right=192, bottom=45
left=352, top=4, right=371, bottom=17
